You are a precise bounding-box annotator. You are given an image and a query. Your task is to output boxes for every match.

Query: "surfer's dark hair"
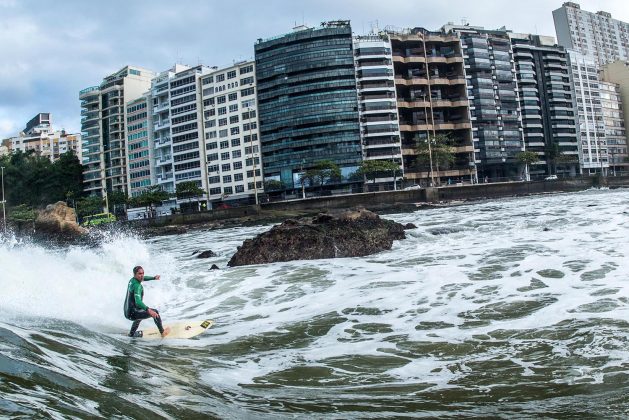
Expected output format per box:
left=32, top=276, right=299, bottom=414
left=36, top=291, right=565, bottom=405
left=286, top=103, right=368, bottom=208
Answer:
left=133, top=266, right=143, bottom=275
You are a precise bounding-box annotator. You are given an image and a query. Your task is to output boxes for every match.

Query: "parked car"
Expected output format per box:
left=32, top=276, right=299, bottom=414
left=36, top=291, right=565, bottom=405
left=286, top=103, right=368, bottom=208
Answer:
left=403, top=184, right=421, bottom=190
left=545, top=175, right=558, bottom=181
left=81, top=213, right=117, bottom=226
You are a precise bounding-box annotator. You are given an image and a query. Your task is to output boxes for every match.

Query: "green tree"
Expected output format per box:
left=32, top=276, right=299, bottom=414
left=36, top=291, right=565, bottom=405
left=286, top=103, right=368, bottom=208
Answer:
left=305, top=160, right=342, bottom=191
left=129, top=185, right=171, bottom=216
left=356, top=160, right=401, bottom=185
left=7, top=204, right=37, bottom=233
left=0, top=150, right=82, bottom=207
left=76, top=196, right=104, bottom=219
left=263, top=180, right=284, bottom=191
left=107, top=190, right=129, bottom=215
left=515, top=151, right=539, bottom=181
left=416, top=134, right=455, bottom=185
left=175, top=181, right=204, bottom=201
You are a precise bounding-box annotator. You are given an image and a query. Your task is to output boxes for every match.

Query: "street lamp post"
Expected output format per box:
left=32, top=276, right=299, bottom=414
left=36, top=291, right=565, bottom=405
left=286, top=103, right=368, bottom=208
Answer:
left=1, top=166, right=6, bottom=234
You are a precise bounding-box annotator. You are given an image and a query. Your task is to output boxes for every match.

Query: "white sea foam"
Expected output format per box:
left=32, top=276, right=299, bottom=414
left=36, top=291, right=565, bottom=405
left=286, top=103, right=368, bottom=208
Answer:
left=1, top=189, right=628, bottom=390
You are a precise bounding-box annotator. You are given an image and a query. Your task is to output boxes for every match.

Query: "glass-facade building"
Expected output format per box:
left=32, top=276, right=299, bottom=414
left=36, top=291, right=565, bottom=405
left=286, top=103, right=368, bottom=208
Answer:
left=254, top=21, right=362, bottom=191
left=510, top=34, right=580, bottom=178
left=448, top=27, right=525, bottom=181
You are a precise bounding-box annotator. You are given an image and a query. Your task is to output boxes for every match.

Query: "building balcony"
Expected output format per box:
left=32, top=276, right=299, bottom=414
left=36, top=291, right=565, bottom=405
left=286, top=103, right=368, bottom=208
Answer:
left=155, top=155, right=173, bottom=166
left=429, top=77, right=467, bottom=85
left=154, top=119, right=171, bottom=129
left=394, top=77, right=429, bottom=86
left=157, top=173, right=174, bottom=183
left=392, top=54, right=426, bottom=64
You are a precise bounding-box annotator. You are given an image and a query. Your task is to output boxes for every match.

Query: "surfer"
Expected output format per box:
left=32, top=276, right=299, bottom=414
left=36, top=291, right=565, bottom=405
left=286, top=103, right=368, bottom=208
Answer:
left=123, top=265, right=170, bottom=338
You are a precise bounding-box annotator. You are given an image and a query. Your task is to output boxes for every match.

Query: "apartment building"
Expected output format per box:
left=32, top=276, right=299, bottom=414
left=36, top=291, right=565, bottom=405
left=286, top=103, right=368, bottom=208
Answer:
left=553, top=2, right=629, bottom=66
left=600, top=61, right=629, bottom=174
left=599, top=81, right=628, bottom=174
left=126, top=96, right=154, bottom=197
left=569, top=51, right=609, bottom=174
left=200, top=61, right=263, bottom=205
left=510, top=34, right=580, bottom=177
left=79, top=66, right=155, bottom=199
left=9, top=113, right=81, bottom=162
left=353, top=33, right=403, bottom=190
left=443, top=25, right=525, bottom=181
left=255, top=21, right=362, bottom=194
left=388, top=27, right=474, bottom=186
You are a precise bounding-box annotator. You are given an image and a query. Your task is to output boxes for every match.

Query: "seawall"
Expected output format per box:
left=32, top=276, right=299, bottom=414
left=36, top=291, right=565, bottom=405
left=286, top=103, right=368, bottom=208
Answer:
left=129, top=176, right=629, bottom=228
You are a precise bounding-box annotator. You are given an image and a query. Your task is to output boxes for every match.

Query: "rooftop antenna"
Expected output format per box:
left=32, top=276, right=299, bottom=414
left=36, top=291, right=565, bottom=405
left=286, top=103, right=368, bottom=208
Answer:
left=461, top=17, right=468, bottom=26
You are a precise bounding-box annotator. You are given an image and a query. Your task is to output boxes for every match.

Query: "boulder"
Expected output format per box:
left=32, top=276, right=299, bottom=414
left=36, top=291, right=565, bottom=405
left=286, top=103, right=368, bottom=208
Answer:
left=196, top=250, right=216, bottom=259
left=34, top=202, right=87, bottom=241
left=228, top=208, right=406, bottom=267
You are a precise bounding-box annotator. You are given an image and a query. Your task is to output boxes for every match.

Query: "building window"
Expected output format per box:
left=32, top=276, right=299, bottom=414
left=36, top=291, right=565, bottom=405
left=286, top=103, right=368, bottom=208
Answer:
left=241, top=87, right=255, bottom=97
left=234, top=173, right=244, bottom=182
left=210, top=187, right=221, bottom=194
left=207, top=142, right=218, bottom=150
left=231, top=139, right=241, bottom=147
left=223, top=175, right=232, bottom=183
left=228, top=92, right=238, bottom=101
left=221, top=152, right=230, bottom=160
left=240, top=76, right=254, bottom=85
left=230, top=116, right=239, bottom=125
left=240, top=65, right=253, bottom=74
left=217, top=95, right=226, bottom=104
left=216, top=74, right=225, bottom=82
left=218, top=107, right=227, bottom=115
left=233, top=161, right=243, bottom=170
left=222, top=163, right=231, bottom=172
left=227, top=70, right=237, bottom=79
left=229, top=104, right=238, bottom=113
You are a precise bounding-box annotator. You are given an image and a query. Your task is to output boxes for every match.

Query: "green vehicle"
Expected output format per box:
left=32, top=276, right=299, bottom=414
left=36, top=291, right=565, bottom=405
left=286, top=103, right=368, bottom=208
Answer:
left=81, top=213, right=117, bottom=226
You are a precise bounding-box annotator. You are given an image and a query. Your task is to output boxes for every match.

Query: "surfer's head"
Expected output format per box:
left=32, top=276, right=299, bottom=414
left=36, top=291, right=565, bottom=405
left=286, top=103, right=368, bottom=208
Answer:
left=133, top=265, right=144, bottom=281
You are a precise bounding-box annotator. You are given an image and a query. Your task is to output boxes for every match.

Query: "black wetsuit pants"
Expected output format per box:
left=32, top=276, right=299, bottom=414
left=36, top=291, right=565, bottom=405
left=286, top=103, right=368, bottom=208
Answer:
left=128, top=309, right=164, bottom=337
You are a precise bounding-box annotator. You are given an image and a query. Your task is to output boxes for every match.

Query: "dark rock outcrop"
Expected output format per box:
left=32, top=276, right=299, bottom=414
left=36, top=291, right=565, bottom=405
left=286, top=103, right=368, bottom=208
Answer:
left=228, top=208, right=406, bottom=267
left=196, top=250, right=216, bottom=259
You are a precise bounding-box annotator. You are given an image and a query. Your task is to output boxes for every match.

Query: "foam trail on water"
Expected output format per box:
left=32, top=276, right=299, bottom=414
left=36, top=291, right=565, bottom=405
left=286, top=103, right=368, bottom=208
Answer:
left=0, top=233, right=178, bottom=330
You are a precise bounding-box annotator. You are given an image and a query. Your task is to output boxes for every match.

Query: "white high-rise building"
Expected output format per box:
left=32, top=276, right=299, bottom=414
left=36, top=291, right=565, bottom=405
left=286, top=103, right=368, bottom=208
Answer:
left=150, top=64, right=212, bottom=210
left=353, top=34, right=403, bottom=190
left=569, top=51, right=609, bottom=175
left=553, top=2, right=629, bottom=66
left=200, top=61, right=263, bottom=206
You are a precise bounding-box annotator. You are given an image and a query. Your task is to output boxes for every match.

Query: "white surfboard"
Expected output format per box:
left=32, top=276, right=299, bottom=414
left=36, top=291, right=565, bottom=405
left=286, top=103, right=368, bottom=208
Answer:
left=139, top=319, right=214, bottom=340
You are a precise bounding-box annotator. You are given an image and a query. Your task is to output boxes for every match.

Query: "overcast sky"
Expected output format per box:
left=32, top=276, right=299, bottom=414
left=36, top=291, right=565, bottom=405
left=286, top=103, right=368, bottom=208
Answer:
left=1, top=0, right=627, bottom=139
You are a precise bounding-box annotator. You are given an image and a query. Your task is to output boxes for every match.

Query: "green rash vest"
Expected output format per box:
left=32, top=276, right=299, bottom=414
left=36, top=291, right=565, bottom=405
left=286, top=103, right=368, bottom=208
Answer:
left=127, top=276, right=156, bottom=311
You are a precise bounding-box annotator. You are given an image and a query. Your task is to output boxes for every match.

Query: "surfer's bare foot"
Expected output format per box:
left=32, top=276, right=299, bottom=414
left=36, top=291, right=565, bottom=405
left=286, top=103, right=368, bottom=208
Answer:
left=161, top=327, right=171, bottom=337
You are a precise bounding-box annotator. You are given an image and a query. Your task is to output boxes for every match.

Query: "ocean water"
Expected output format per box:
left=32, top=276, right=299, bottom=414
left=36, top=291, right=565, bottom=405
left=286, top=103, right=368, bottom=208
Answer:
left=1, top=189, right=628, bottom=418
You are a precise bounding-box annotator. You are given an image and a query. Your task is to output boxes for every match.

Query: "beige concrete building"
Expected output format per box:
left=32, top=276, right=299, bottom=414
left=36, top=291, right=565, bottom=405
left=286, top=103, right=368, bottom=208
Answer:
left=600, top=61, right=629, bottom=174
left=80, top=66, right=155, bottom=200
left=387, top=27, right=474, bottom=186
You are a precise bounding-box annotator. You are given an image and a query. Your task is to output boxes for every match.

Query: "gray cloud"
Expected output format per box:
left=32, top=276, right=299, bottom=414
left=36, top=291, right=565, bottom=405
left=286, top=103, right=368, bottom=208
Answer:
left=0, top=0, right=626, bottom=138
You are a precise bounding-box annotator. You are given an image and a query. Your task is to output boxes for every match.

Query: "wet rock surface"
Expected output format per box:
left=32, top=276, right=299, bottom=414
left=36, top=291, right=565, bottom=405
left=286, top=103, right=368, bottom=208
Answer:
left=227, top=208, right=407, bottom=267
left=33, top=202, right=87, bottom=243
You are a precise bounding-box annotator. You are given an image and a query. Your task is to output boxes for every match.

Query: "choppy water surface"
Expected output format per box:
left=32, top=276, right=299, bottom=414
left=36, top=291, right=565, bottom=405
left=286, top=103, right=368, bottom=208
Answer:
left=1, top=189, right=628, bottom=418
